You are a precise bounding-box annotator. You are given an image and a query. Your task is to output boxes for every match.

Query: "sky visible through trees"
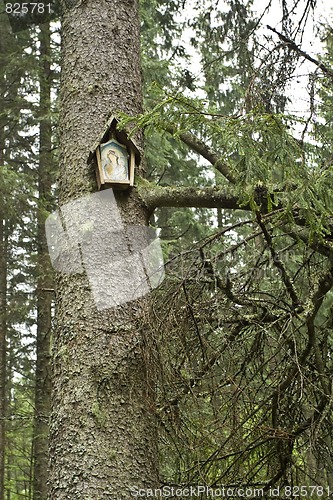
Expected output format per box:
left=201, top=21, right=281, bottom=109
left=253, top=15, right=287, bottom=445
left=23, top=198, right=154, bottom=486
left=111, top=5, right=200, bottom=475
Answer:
left=174, top=0, right=330, bottom=118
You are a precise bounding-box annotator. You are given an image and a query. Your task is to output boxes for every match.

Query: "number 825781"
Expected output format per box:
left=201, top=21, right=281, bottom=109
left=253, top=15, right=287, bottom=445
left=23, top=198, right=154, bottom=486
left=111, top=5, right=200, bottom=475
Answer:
left=5, top=3, right=52, bottom=15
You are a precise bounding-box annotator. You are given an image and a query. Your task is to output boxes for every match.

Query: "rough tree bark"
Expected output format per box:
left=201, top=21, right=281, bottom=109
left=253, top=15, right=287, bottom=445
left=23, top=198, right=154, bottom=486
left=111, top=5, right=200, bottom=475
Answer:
left=48, top=0, right=158, bottom=497
left=33, top=21, right=53, bottom=500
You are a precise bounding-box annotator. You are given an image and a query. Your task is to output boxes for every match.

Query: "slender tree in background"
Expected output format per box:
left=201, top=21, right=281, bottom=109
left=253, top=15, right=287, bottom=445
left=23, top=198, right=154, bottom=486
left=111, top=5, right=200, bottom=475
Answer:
left=33, top=20, right=54, bottom=500
left=0, top=133, right=7, bottom=500
left=0, top=10, right=11, bottom=498
left=0, top=4, right=51, bottom=496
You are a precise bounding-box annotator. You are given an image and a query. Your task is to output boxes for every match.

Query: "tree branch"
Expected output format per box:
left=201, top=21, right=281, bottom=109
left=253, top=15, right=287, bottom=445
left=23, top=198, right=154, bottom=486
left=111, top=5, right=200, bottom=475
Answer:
left=256, top=212, right=301, bottom=310
left=138, top=183, right=246, bottom=213
left=267, top=25, right=333, bottom=80
left=137, top=181, right=333, bottom=259
left=164, top=125, right=237, bottom=184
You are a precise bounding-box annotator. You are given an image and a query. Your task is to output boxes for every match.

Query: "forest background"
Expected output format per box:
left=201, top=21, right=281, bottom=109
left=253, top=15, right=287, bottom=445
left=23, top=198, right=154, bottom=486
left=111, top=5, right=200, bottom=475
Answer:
left=0, top=0, right=333, bottom=497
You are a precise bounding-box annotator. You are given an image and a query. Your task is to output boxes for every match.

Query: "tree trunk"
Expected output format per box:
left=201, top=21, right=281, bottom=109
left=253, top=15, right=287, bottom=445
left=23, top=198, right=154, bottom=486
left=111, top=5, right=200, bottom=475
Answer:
left=0, top=9, right=8, bottom=497
left=0, top=219, right=7, bottom=500
left=33, top=21, right=53, bottom=500
left=48, top=0, right=158, bottom=497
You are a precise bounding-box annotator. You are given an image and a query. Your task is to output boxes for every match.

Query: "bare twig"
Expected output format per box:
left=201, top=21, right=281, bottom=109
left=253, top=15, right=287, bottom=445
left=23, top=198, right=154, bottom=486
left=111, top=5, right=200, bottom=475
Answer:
left=267, top=25, right=333, bottom=80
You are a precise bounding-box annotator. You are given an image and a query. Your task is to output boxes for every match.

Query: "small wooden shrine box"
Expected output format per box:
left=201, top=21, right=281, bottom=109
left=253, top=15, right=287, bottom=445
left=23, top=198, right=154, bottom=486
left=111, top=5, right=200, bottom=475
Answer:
left=89, top=116, right=140, bottom=190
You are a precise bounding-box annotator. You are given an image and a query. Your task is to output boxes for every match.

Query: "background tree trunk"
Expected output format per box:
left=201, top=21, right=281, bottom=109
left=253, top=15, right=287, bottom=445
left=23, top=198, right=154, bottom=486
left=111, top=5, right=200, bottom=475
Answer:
left=33, top=21, right=53, bottom=500
left=0, top=9, right=8, bottom=498
left=49, top=0, right=158, bottom=497
left=0, top=219, right=7, bottom=500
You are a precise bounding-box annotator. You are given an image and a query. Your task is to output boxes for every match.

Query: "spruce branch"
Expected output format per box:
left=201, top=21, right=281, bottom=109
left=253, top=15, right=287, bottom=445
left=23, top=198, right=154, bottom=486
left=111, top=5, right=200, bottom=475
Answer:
left=164, top=125, right=237, bottom=184
left=138, top=183, right=244, bottom=213
left=267, top=25, right=333, bottom=80
left=256, top=212, right=301, bottom=310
